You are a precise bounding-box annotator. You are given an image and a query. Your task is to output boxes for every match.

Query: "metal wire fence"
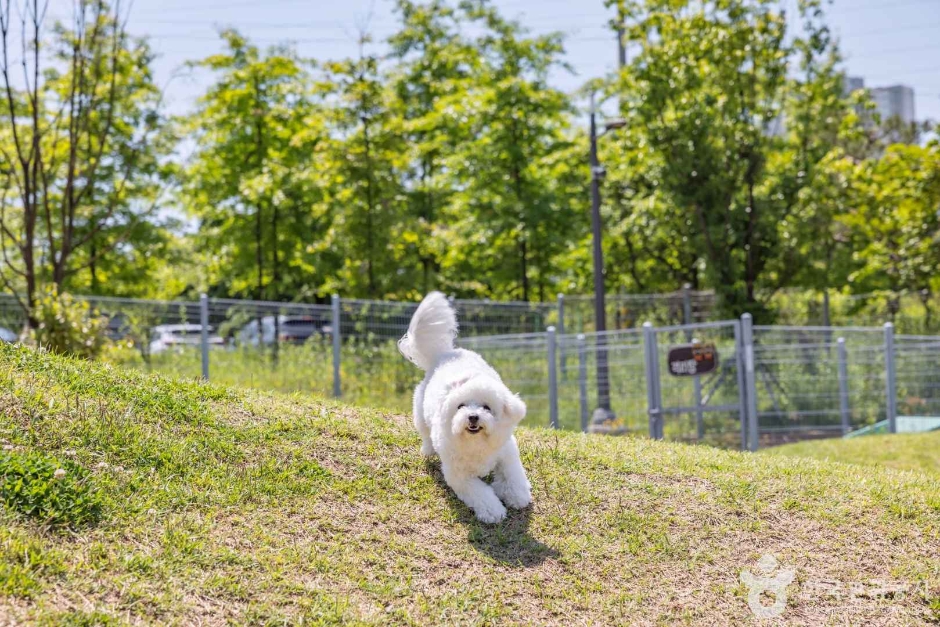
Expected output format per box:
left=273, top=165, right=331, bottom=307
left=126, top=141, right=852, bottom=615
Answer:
left=561, top=288, right=714, bottom=332
left=0, top=293, right=564, bottom=413
left=767, top=289, right=940, bottom=334
left=461, top=320, right=937, bottom=450
left=1, top=290, right=937, bottom=451
left=750, top=326, right=888, bottom=446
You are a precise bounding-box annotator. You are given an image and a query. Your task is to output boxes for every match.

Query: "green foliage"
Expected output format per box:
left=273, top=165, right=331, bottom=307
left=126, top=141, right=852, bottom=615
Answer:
left=438, top=3, right=582, bottom=301
left=321, top=43, right=410, bottom=299
left=5, top=0, right=940, bottom=324
left=180, top=2, right=583, bottom=302
left=842, top=143, right=940, bottom=300
left=598, top=0, right=854, bottom=319
left=29, top=287, right=108, bottom=360
left=0, top=450, right=103, bottom=529
left=180, top=30, right=327, bottom=302
left=0, top=0, right=175, bottom=311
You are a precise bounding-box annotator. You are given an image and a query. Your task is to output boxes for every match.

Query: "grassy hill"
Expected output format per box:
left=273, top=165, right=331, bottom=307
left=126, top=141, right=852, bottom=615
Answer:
left=0, top=344, right=938, bottom=625
left=765, top=432, right=940, bottom=476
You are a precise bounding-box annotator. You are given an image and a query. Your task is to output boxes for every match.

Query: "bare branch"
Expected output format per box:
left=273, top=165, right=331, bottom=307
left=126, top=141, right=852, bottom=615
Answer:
left=0, top=0, right=30, bottom=174
left=72, top=1, right=124, bottom=212
left=64, top=194, right=160, bottom=277
left=0, top=223, right=27, bottom=278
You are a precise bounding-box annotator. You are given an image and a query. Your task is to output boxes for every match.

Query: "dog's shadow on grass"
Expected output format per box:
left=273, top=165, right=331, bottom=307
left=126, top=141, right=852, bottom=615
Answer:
left=424, top=459, right=559, bottom=568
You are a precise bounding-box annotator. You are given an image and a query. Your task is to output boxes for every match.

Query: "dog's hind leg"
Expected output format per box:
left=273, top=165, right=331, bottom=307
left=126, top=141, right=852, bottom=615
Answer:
left=412, top=381, right=434, bottom=457
left=492, top=436, right=532, bottom=509
left=442, top=463, right=506, bottom=524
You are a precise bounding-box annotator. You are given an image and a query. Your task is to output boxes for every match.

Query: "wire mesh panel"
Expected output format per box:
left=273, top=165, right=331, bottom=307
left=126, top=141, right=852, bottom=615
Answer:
left=768, top=289, right=940, bottom=334
left=335, top=299, right=560, bottom=412
left=0, top=294, right=27, bottom=333
left=205, top=299, right=336, bottom=398
left=556, top=329, right=648, bottom=433
left=454, top=300, right=557, bottom=335
left=654, top=321, right=744, bottom=448
left=752, top=326, right=886, bottom=446
left=84, top=296, right=207, bottom=382
left=563, top=290, right=715, bottom=334
left=895, top=335, right=940, bottom=422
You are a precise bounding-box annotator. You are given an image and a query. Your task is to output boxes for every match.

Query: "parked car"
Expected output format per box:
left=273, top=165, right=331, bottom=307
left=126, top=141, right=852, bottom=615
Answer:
left=237, top=315, right=328, bottom=346
left=0, top=326, right=18, bottom=343
left=149, top=324, right=223, bottom=354
left=103, top=312, right=131, bottom=341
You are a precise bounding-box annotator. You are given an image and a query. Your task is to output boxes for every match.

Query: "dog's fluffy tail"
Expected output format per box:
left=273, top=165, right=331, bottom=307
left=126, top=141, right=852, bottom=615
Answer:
left=398, top=292, right=457, bottom=370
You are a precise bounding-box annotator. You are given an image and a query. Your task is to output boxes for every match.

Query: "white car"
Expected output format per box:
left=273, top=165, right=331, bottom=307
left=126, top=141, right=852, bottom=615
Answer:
left=149, top=324, right=223, bottom=354
left=0, top=326, right=17, bottom=343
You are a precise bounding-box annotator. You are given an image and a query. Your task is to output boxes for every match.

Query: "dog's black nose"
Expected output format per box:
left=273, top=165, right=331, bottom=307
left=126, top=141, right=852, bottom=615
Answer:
left=468, top=414, right=479, bottom=425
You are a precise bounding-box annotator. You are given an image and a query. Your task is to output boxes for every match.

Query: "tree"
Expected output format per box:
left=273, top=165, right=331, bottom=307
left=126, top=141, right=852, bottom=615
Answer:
left=181, top=31, right=327, bottom=301
left=439, top=1, right=582, bottom=301
left=0, top=0, right=167, bottom=325
left=321, top=36, right=408, bottom=299
left=387, top=0, right=477, bottom=295
left=602, top=0, right=849, bottom=319
left=841, top=142, right=940, bottom=319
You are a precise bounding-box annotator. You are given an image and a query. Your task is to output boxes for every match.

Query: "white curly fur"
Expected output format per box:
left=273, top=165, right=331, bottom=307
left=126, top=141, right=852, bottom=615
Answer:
left=400, top=292, right=531, bottom=523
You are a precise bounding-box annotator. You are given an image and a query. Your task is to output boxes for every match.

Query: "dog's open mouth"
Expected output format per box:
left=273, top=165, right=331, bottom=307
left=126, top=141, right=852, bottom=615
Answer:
left=466, top=425, right=482, bottom=434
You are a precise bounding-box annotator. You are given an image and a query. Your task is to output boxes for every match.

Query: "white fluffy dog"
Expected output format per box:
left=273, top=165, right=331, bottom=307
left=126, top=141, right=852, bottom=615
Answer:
left=399, top=292, right=532, bottom=523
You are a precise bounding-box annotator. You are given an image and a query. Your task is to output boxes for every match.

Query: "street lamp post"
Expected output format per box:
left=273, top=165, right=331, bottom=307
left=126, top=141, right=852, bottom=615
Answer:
left=587, top=100, right=626, bottom=433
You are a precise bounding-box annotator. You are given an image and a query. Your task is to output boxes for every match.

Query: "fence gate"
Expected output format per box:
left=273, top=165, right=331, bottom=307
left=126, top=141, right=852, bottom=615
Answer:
left=644, top=320, right=748, bottom=449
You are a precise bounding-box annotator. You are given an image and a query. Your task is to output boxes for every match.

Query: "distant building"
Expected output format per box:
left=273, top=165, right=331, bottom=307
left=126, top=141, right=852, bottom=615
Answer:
left=871, top=85, right=915, bottom=125
left=766, top=78, right=917, bottom=142
left=844, top=76, right=865, bottom=96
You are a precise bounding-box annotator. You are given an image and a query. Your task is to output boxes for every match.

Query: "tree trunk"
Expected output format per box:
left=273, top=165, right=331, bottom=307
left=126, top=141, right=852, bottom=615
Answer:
left=89, top=230, right=98, bottom=293
left=519, top=236, right=529, bottom=302
left=271, top=196, right=280, bottom=366
left=361, top=115, right=377, bottom=298
left=252, top=75, right=266, bottom=340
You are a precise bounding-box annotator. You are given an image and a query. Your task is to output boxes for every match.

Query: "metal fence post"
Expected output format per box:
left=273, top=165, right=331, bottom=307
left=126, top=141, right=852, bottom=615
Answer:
left=200, top=293, right=209, bottom=381
left=884, top=322, right=897, bottom=434
left=643, top=322, right=663, bottom=440
left=547, top=326, right=559, bottom=429
left=741, top=313, right=759, bottom=451
left=837, top=337, right=850, bottom=435
left=683, top=284, right=704, bottom=441
left=682, top=283, right=693, bottom=325
left=332, top=294, right=341, bottom=398
left=733, top=320, right=748, bottom=451
left=557, top=293, right=566, bottom=378
left=577, top=333, right=588, bottom=432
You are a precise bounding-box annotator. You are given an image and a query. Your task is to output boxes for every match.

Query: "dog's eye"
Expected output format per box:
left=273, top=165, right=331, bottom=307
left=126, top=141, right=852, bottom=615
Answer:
left=483, top=405, right=491, bottom=412
left=458, top=404, right=466, bottom=409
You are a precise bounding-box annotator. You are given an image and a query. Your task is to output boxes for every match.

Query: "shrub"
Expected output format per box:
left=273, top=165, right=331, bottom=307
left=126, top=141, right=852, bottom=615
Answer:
left=0, top=450, right=103, bottom=529
left=30, top=286, right=108, bottom=360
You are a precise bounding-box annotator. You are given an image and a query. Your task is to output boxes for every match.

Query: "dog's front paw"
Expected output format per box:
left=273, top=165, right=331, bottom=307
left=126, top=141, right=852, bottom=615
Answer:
left=420, top=441, right=436, bottom=457
left=474, top=499, right=507, bottom=524
left=493, top=478, right=532, bottom=509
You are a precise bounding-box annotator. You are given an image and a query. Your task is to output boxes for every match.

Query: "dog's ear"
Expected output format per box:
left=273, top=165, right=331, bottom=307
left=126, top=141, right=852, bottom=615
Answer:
left=502, top=392, right=526, bottom=424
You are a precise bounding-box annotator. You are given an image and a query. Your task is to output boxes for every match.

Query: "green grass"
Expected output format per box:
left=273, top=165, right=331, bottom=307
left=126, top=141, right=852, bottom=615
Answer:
left=765, top=431, right=940, bottom=476
left=1, top=344, right=938, bottom=624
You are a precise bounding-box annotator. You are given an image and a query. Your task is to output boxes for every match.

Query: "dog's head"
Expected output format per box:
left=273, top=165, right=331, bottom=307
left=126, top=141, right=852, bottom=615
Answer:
left=441, top=376, right=527, bottom=438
